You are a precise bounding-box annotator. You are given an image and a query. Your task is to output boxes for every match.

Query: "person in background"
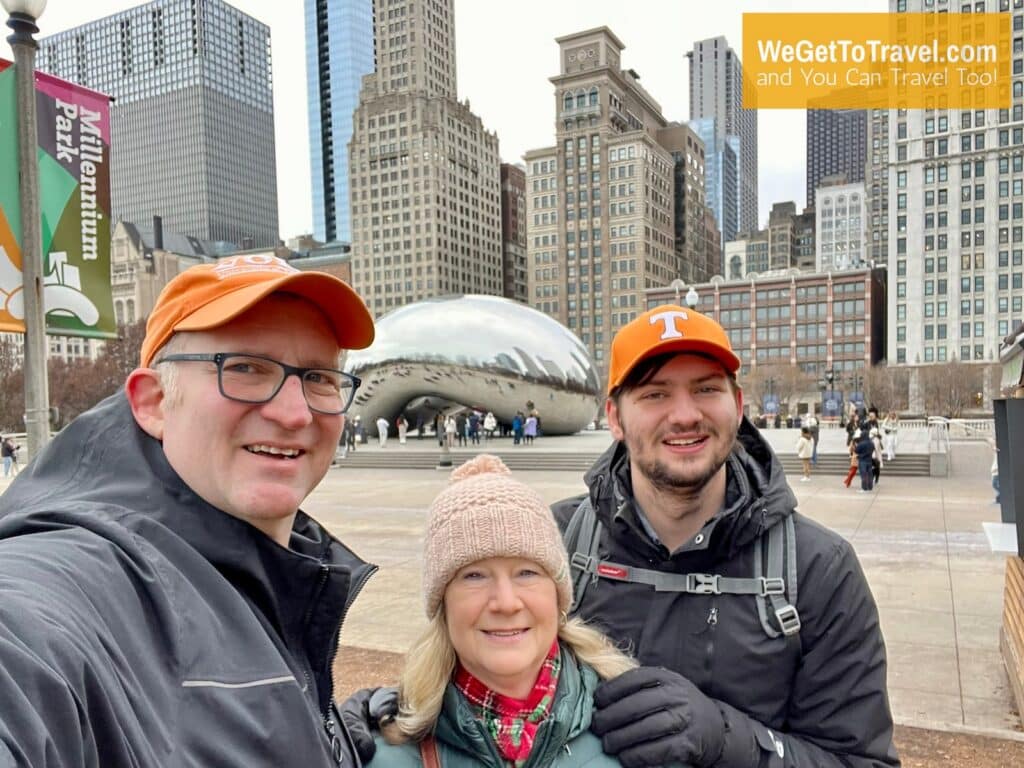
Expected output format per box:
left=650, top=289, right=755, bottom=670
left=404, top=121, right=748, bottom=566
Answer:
left=0, top=256, right=376, bottom=765
left=397, top=415, right=409, bottom=445
left=363, top=455, right=635, bottom=768
left=854, top=428, right=876, bottom=492
left=1, top=435, right=14, bottom=478
left=882, top=411, right=899, bottom=462
left=870, top=427, right=884, bottom=488
left=377, top=416, right=391, bottom=448
left=796, top=427, right=813, bottom=482
left=843, top=435, right=860, bottom=489
left=805, top=412, right=820, bottom=467
left=483, top=411, right=497, bottom=442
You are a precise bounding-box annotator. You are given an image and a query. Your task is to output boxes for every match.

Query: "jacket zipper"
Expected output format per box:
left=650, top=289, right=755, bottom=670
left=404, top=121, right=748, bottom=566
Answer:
left=320, top=562, right=379, bottom=761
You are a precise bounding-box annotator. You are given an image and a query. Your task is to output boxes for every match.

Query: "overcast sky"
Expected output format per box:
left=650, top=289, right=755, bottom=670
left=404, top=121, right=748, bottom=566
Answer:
left=3, top=0, right=887, bottom=240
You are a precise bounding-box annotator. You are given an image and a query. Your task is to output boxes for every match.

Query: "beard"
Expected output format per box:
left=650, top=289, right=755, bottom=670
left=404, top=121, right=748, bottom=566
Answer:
left=624, top=420, right=738, bottom=495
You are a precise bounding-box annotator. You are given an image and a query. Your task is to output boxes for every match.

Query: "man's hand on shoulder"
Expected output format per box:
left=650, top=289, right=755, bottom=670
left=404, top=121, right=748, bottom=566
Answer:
left=338, top=686, right=399, bottom=763
left=592, top=666, right=725, bottom=768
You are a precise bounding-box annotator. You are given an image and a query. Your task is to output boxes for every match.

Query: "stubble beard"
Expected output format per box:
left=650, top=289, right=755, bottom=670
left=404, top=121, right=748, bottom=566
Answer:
left=625, top=421, right=738, bottom=495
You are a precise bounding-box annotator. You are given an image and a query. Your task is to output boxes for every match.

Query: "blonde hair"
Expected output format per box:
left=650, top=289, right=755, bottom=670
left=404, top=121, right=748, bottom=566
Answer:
left=382, top=612, right=636, bottom=745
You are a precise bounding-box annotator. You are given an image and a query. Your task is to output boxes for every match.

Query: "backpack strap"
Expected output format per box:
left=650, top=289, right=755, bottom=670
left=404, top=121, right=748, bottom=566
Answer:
left=420, top=735, right=441, bottom=768
left=564, top=496, right=602, bottom=615
left=564, top=495, right=802, bottom=646
left=755, top=515, right=801, bottom=641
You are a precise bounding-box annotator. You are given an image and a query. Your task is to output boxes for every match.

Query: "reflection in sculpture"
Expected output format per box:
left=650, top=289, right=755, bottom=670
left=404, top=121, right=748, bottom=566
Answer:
left=343, top=295, right=602, bottom=435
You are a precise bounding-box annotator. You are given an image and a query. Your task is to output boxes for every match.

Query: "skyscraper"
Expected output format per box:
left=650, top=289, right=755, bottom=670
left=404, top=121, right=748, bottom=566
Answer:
left=37, top=0, right=279, bottom=247
left=690, top=115, right=737, bottom=243
left=305, top=0, right=375, bottom=244
left=688, top=37, right=758, bottom=233
left=806, top=109, right=867, bottom=208
left=524, top=27, right=680, bottom=378
left=348, top=0, right=502, bottom=317
left=888, top=0, right=1020, bottom=368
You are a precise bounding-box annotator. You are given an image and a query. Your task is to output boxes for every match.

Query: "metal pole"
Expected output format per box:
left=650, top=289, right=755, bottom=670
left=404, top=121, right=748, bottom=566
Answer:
left=8, top=11, right=50, bottom=458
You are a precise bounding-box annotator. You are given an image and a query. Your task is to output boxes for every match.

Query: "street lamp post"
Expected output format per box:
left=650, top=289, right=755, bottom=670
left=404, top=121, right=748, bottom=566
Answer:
left=4, top=0, right=50, bottom=459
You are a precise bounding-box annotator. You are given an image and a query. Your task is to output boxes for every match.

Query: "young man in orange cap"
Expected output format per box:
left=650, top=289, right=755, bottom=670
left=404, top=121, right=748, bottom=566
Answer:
left=553, top=304, right=899, bottom=768
left=0, top=255, right=376, bottom=766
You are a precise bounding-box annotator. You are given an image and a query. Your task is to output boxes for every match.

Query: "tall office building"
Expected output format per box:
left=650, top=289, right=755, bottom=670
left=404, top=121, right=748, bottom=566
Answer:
left=888, top=0, right=1023, bottom=368
left=500, top=163, right=528, bottom=303
left=688, top=37, right=758, bottom=233
left=305, top=0, right=375, bottom=243
left=690, top=116, right=738, bottom=243
left=348, top=0, right=502, bottom=318
left=806, top=109, right=867, bottom=208
left=37, top=0, right=279, bottom=247
left=524, top=27, right=679, bottom=378
left=658, top=122, right=713, bottom=283
left=867, top=109, right=891, bottom=265
left=815, top=178, right=868, bottom=272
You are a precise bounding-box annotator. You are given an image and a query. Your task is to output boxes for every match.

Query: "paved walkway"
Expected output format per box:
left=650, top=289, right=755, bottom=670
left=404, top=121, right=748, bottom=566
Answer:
left=1, top=436, right=1017, bottom=739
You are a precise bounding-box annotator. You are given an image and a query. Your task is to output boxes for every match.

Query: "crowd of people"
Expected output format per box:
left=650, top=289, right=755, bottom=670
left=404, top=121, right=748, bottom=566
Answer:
left=0, top=260, right=899, bottom=767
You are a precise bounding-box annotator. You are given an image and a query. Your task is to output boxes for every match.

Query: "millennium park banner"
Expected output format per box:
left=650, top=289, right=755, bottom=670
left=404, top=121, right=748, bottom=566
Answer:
left=0, top=58, right=115, bottom=338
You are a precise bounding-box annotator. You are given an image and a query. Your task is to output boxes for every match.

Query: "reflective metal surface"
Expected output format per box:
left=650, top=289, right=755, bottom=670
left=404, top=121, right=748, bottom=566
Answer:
left=344, top=295, right=602, bottom=435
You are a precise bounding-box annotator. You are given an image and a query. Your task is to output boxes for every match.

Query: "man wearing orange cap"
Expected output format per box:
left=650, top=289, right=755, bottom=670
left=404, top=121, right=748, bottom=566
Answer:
left=0, top=255, right=376, bottom=766
left=552, top=305, right=899, bottom=768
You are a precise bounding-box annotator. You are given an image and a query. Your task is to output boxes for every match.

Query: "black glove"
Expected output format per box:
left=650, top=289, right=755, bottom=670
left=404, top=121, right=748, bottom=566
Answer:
left=592, top=667, right=726, bottom=768
left=338, top=686, right=399, bottom=764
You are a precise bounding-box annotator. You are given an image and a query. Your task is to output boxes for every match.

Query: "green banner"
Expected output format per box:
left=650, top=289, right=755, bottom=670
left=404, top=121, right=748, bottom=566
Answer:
left=0, top=58, right=115, bottom=338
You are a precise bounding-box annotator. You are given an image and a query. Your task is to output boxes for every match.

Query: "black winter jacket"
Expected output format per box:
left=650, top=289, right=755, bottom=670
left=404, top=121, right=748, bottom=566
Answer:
left=0, top=392, right=376, bottom=767
left=552, top=418, right=899, bottom=768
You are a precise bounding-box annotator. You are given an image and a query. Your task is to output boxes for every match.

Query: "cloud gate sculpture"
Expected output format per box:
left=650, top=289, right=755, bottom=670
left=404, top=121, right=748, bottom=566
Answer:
left=343, top=295, right=602, bottom=435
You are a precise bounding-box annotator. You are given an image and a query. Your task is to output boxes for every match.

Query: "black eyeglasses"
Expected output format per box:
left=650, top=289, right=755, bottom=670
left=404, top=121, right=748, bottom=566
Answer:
left=155, top=353, right=361, bottom=415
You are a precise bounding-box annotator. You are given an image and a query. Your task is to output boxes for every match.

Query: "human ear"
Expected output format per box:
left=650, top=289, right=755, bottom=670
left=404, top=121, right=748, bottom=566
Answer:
left=125, top=368, right=167, bottom=440
left=606, top=397, right=625, bottom=442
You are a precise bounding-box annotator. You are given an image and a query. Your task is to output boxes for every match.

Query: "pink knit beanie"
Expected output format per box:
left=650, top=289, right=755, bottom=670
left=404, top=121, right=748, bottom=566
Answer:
left=422, top=454, right=572, bottom=618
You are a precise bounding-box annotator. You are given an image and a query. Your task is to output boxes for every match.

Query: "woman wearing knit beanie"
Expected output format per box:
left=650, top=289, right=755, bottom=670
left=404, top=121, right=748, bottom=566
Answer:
left=367, top=454, right=636, bottom=768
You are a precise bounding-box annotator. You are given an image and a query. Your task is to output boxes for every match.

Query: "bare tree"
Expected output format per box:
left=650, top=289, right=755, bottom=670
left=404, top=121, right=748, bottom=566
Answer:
left=916, top=361, right=985, bottom=417
left=864, top=362, right=910, bottom=412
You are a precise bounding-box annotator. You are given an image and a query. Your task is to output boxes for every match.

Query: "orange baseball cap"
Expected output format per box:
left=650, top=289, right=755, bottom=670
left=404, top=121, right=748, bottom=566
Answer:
left=607, top=304, right=741, bottom=394
left=139, top=255, right=375, bottom=367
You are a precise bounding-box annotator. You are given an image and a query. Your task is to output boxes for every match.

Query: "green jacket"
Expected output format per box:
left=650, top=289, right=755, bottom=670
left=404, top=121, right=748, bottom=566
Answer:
left=368, top=647, right=620, bottom=768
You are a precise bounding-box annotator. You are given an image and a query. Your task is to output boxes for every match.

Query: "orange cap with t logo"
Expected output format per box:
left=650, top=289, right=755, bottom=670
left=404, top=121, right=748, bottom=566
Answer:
left=139, top=254, right=374, bottom=367
left=606, top=305, right=741, bottom=394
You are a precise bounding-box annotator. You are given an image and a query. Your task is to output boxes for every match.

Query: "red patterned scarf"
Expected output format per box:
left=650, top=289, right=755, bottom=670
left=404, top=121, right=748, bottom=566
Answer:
left=453, top=641, right=561, bottom=766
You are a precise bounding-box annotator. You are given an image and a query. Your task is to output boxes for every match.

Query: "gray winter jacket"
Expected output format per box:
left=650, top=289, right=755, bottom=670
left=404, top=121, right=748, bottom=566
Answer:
left=551, top=418, right=900, bottom=767
left=0, top=392, right=376, bottom=766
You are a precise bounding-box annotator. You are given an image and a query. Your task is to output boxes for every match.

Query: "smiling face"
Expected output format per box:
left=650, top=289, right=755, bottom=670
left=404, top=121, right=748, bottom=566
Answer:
left=444, top=556, right=559, bottom=699
left=607, top=353, right=743, bottom=495
left=153, top=295, right=344, bottom=542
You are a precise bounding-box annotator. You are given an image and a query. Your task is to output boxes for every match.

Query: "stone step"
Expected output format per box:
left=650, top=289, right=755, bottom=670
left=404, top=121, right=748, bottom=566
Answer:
left=334, top=450, right=934, bottom=476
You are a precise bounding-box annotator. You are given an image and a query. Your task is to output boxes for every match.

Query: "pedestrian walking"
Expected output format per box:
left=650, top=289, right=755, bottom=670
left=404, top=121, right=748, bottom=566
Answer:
left=796, top=427, right=813, bottom=481
left=376, top=416, right=390, bottom=448
left=444, top=415, right=457, bottom=449
left=396, top=415, right=408, bottom=445
left=843, top=439, right=859, bottom=488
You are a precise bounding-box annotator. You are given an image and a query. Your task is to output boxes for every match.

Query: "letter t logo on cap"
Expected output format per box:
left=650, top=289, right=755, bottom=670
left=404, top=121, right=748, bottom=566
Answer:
left=649, top=310, right=689, bottom=340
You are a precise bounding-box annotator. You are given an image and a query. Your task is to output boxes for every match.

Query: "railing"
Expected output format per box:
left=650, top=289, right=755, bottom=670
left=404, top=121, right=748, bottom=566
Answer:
left=927, top=417, right=993, bottom=440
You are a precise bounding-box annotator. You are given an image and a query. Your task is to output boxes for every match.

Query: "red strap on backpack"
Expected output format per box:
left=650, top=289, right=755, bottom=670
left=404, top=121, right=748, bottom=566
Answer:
left=420, top=735, right=441, bottom=768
